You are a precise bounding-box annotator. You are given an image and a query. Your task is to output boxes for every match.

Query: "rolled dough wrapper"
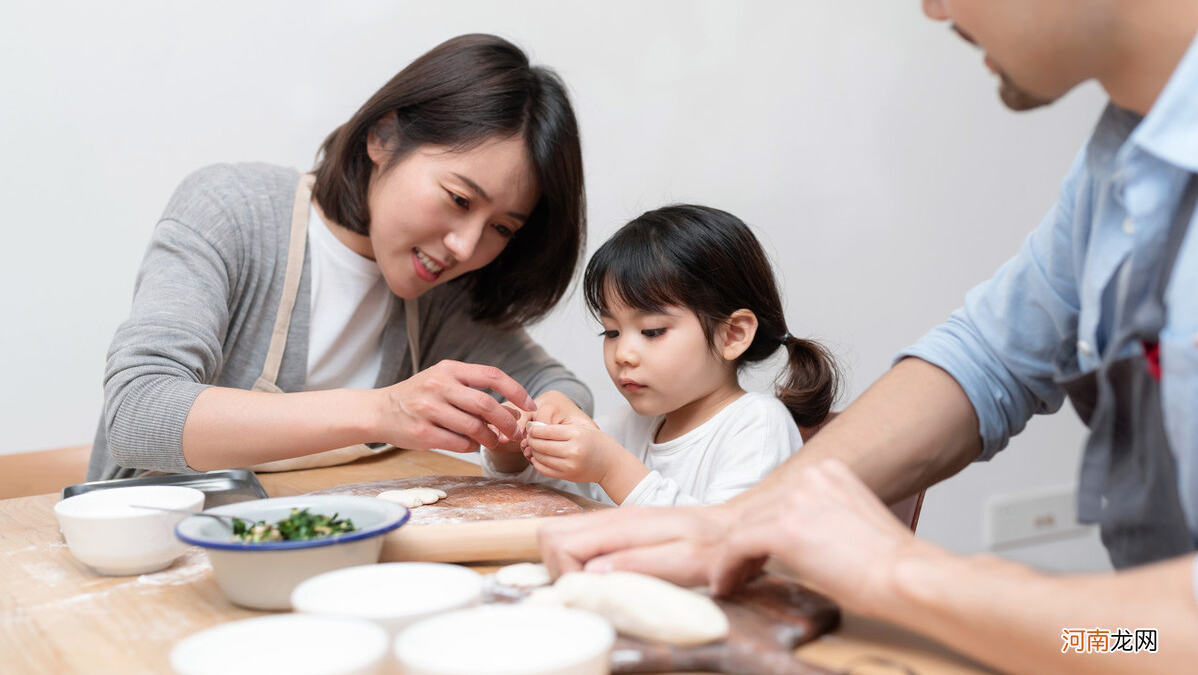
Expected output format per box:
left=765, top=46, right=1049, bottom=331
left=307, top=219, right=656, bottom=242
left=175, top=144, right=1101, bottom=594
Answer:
left=495, top=562, right=552, bottom=589
left=532, top=571, right=729, bottom=646
left=376, top=488, right=447, bottom=508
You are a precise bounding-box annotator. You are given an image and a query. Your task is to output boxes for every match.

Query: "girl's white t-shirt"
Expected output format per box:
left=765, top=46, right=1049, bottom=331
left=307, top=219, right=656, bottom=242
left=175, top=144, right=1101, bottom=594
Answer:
left=482, top=391, right=803, bottom=506
left=305, top=205, right=393, bottom=391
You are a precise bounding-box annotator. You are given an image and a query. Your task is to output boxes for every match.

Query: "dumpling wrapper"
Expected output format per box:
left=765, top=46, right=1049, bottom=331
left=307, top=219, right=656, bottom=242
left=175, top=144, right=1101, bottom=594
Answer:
left=376, top=488, right=447, bottom=508
left=529, top=570, right=729, bottom=646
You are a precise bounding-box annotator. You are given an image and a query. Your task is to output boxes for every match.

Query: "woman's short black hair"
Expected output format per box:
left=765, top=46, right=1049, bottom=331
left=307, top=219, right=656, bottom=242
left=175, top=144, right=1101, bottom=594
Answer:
left=313, top=33, right=585, bottom=328
left=584, top=204, right=840, bottom=428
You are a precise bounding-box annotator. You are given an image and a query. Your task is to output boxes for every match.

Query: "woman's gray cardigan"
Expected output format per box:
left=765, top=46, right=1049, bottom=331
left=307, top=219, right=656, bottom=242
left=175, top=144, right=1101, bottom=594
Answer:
left=88, top=163, right=591, bottom=480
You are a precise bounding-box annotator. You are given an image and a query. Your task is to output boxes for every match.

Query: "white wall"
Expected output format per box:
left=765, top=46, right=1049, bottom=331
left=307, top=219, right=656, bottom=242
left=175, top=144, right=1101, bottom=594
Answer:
left=0, top=1, right=1110, bottom=569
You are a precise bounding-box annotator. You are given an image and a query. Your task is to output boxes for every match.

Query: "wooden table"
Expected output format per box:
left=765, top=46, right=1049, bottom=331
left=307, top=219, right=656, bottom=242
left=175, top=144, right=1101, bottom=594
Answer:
left=0, top=449, right=997, bottom=675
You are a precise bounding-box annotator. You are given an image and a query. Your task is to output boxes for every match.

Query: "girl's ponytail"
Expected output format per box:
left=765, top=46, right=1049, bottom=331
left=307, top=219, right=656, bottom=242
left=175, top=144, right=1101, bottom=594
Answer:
left=776, top=335, right=841, bottom=430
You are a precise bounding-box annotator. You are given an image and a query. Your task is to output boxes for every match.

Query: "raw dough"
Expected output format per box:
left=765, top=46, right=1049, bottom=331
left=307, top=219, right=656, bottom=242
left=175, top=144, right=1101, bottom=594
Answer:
left=528, top=571, right=728, bottom=646
left=376, top=488, right=447, bottom=508
left=495, top=562, right=551, bottom=589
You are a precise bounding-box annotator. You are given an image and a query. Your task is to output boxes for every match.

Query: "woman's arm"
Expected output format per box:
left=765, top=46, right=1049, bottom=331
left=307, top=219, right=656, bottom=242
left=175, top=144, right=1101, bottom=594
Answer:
left=182, top=360, right=536, bottom=470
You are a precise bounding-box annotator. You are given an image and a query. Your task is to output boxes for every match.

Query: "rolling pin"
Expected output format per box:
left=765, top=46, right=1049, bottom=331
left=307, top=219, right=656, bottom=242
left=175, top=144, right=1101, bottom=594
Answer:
left=380, top=516, right=552, bottom=563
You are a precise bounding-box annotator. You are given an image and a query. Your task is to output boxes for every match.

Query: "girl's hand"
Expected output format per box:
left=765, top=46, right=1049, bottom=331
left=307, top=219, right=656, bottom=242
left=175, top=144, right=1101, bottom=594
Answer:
left=482, top=391, right=590, bottom=474
left=489, top=389, right=589, bottom=455
left=525, top=423, right=623, bottom=483
left=525, top=423, right=650, bottom=502
left=375, top=360, right=536, bottom=453
left=530, top=390, right=599, bottom=428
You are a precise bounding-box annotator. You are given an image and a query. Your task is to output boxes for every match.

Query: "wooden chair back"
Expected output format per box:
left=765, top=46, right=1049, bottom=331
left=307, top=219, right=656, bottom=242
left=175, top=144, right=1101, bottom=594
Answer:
left=0, top=445, right=92, bottom=500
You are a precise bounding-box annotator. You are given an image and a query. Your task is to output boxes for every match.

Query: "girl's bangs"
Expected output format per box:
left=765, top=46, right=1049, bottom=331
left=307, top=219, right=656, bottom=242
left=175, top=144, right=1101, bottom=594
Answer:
left=584, top=236, right=683, bottom=317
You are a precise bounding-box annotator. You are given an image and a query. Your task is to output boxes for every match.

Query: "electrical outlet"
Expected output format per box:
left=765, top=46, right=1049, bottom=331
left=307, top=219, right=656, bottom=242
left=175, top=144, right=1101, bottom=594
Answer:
left=985, top=486, right=1094, bottom=550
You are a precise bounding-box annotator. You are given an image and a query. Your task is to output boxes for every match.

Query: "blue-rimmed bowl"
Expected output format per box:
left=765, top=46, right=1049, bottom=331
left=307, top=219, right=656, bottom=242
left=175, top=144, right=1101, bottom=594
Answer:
left=176, top=495, right=409, bottom=610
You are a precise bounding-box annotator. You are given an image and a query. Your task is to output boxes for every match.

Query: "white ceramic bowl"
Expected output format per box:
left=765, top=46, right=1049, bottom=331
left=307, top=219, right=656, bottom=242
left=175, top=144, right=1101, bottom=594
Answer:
left=394, top=605, right=615, bottom=675
left=54, top=485, right=205, bottom=575
left=292, top=562, right=483, bottom=636
left=175, top=495, right=409, bottom=610
left=170, top=614, right=389, bottom=675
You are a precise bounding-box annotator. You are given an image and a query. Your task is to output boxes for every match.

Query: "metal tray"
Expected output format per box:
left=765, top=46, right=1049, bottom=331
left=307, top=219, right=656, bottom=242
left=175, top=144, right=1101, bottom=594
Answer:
left=62, top=469, right=267, bottom=507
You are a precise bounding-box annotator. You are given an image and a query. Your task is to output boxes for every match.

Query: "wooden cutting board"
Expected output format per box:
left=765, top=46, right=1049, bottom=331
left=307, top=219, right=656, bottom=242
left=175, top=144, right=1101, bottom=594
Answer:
left=485, top=573, right=841, bottom=675
left=308, top=475, right=586, bottom=525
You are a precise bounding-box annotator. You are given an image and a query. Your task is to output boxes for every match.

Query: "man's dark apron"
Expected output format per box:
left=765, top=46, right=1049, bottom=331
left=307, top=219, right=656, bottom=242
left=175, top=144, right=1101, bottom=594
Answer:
left=1058, top=176, right=1198, bottom=569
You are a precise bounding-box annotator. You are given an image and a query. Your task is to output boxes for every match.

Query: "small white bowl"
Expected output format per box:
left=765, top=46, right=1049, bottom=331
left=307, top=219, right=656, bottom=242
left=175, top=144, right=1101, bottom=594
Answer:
left=175, top=495, right=409, bottom=610
left=292, top=562, right=483, bottom=636
left=394, top=605, right=615, bottom=675
left=54, top=485, right=205, bottom=575
left=170, top=614, right=388, bottom=675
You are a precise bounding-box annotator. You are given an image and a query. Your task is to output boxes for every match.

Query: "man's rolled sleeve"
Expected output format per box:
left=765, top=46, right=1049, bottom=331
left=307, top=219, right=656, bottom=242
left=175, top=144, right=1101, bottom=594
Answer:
left=896, top=152, right=1088, bottom=460
left=898, top=316, right=1043, bottom=460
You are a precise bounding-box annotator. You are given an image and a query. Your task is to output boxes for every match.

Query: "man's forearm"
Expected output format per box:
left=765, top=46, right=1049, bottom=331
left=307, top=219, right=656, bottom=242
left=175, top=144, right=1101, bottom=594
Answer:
left=881, top=550, right=1198, bottom=675
left=741, top=358, right=982, bottom=507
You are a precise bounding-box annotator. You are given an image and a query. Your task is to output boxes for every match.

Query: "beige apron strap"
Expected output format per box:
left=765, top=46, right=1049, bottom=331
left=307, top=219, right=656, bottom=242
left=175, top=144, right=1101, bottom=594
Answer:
left=252, top=173, right=314, bottom=393
left=247, top=172, right=398, bottom=473
left=406, top=297, right=421, bottom=374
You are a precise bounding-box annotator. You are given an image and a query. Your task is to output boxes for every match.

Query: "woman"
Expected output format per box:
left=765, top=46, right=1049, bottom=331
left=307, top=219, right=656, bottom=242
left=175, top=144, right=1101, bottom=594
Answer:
left=88, top=33, right=590, bottom=480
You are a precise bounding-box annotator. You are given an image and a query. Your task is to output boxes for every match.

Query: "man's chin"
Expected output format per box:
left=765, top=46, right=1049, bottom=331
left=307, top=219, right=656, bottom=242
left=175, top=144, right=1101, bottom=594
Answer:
left=998, top=78, right=1055, bottom=112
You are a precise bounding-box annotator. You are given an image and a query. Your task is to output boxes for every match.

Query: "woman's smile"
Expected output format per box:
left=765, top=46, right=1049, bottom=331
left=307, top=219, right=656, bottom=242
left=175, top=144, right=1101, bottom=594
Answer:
left=413, top=247, right=447, bottom=280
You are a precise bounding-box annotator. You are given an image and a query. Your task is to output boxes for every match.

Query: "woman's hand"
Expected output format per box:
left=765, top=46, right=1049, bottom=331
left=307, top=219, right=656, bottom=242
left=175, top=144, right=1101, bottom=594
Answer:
left=374, top=360, right=536, bottom=453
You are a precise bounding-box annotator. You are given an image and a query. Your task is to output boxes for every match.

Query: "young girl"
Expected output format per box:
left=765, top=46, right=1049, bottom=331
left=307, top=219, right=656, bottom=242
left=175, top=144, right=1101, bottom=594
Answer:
left=88, top=34, right=592, bottom=480
left=483, top=204, right=841, bottom=506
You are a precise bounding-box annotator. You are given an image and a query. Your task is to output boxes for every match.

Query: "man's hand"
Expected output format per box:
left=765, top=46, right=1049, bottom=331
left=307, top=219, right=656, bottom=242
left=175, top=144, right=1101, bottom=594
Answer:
left=715, top=459, right=934, bottom=613
left=538, top=502, right=745, bottom=584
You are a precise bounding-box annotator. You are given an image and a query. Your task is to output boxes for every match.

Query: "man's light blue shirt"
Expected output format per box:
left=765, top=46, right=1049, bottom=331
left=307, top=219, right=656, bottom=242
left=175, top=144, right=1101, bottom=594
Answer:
left=899, top=33, right=1198, bottom=547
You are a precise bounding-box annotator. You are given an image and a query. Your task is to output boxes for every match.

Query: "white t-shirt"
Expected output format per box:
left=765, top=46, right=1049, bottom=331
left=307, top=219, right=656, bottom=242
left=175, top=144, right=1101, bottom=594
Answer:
left=483, top=391, right=802, bottom=506
left=305, top=205, right=393, bottom=391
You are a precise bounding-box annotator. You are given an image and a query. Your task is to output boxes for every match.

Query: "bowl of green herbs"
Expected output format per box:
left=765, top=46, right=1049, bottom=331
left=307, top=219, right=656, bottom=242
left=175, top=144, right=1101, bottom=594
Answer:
left=176, top=495, right=409, bottom=610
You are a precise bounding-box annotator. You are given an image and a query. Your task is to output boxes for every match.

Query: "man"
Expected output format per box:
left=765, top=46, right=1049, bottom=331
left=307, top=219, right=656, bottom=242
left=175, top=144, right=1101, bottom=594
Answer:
left=539, top=2, right=1198, bottom=673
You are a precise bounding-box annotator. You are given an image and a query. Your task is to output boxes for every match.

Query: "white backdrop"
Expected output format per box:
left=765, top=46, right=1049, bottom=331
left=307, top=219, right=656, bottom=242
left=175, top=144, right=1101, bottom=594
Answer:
left=1, top=1, right=1111, bottom=569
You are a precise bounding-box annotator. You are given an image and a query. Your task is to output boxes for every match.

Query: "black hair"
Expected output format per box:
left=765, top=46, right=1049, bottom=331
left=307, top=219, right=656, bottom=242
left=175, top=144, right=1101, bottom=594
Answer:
left=583, top=204, right=840, bottom=428
left=312, top=33, right=585, bottom=328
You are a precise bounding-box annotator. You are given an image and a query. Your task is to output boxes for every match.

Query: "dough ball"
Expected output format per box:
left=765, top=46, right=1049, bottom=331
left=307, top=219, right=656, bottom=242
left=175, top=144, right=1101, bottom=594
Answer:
left=495, top=562, right=552, bottom=589
left=546, top=571, right=728, bottom=646
left=376, top=488, right=448, bottom=508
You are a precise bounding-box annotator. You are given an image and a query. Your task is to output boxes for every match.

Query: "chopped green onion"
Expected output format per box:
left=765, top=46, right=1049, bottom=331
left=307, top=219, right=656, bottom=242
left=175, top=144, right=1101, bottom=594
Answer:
left=230, top=508, right=356, bottom=543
